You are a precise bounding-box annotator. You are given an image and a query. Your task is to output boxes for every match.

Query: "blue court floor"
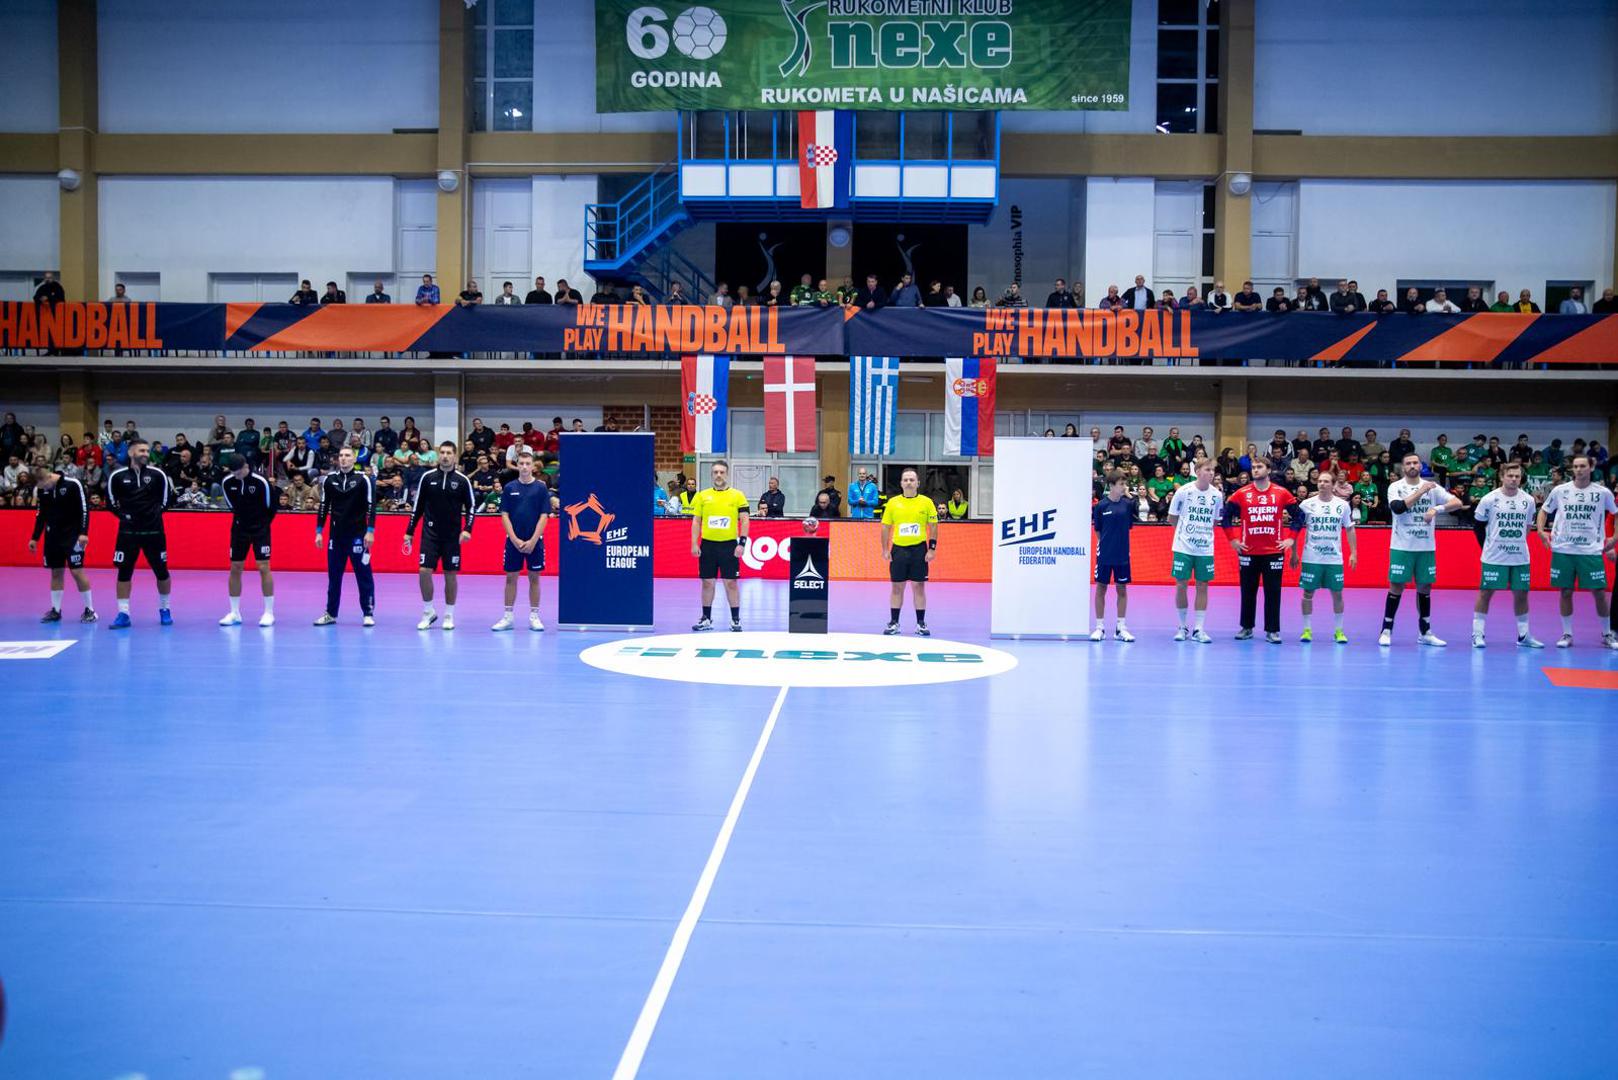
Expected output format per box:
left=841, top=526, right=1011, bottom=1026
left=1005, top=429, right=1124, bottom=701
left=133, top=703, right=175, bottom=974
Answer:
left=1, top=568, right=1616, bottom=1079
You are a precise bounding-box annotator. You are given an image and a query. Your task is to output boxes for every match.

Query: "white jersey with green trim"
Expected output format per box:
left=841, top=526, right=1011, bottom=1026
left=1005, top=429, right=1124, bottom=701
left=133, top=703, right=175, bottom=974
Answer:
left=1298, top=496, right=1354, bottom=564
left=1168, top=483, right=1224, bottom=556
left=1474, top=489, right=1535, bottom=566
left=1388, top=477, right=1448, bottom=552
left=1543, top=481, right=1617, bottom=555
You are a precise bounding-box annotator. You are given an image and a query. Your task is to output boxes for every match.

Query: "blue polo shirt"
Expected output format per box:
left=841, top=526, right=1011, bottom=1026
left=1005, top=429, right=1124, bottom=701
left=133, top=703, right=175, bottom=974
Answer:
left=500, top=478, right=550, bottom=541
left=1092, top=495, right=1134, bottom=566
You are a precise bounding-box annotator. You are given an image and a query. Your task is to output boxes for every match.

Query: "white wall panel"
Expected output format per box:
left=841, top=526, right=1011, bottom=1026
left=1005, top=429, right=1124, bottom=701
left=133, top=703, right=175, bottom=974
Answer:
left=1255, top=0, right=1618, bottom=136
left=968, top=178, right=1085, bottom=298
left=99, top=176, right=398, bottom=301
left=1295, top=180, right=1617, bottom=298
left=0, top=177, right=61, bottom=273
left=99, top=0, right=437, bottom=133
left=0, top=0, right=58, bottom=133
left=1083, top=177, right=1156, bottom=296
left=531, top=176, right=596, bottom=294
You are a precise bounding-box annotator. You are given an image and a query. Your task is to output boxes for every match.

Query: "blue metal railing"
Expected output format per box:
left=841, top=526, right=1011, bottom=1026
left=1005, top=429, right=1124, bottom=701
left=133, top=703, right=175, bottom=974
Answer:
left=584, top=165, right=686, bottom=268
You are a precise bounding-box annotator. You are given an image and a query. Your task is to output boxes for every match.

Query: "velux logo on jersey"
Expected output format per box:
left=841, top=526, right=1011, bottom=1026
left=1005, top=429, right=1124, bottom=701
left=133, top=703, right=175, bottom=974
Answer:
left=999, top=508, right=1058, bottom=546
left=564, top=493, right=616, bottom=545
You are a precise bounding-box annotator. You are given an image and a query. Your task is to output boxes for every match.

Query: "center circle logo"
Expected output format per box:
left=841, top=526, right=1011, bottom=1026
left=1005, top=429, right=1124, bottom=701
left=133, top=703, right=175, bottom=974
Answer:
left=580, top=631, right=1018, bottom=689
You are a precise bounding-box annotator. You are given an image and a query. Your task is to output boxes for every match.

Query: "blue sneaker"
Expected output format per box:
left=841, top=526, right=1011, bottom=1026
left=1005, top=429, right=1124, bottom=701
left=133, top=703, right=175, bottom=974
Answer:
left=109, top=612, right=132, bottom=629
left=158, top=609, right=173, bottom=626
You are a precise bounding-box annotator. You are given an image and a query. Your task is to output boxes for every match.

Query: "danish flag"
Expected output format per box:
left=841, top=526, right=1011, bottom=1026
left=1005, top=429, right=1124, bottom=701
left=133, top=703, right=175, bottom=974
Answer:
left=764, top=355, right=817, bottom=453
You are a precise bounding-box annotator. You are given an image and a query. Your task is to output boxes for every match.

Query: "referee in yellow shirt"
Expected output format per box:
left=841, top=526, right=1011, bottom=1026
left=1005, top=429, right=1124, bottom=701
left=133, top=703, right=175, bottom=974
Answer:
left=690, top=460, right=751, bottom=631
left=881, top=467, right=938, bottom=636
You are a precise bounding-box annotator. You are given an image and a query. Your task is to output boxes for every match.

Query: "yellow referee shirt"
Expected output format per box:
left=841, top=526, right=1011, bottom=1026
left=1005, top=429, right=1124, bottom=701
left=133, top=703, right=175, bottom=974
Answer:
left=692, top=487, right=750, bottom=541
left=881, top=493, right=937, bottom=546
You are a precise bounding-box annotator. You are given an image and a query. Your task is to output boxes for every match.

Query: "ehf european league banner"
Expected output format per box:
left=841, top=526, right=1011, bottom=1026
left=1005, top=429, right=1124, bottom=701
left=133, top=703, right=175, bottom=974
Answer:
left=991, top=437, right=1092, bottom=639
left=558, top=433, right=655, bottom=631
left=594, top=0, right=1132, bottom=113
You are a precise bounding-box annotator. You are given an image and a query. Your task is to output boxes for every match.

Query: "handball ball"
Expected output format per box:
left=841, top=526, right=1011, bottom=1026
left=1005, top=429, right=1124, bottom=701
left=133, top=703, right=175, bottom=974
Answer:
left=802, top=517, right=820, bottom=535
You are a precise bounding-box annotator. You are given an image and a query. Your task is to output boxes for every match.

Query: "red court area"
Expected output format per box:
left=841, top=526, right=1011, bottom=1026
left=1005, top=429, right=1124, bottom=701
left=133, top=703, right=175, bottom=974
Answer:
left=0, top=510, right=1601, bottom=588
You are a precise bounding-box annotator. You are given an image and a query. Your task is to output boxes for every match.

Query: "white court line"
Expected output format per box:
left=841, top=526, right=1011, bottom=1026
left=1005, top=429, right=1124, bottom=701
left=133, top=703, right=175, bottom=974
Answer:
left=612, top=684, right=790, bottom=1080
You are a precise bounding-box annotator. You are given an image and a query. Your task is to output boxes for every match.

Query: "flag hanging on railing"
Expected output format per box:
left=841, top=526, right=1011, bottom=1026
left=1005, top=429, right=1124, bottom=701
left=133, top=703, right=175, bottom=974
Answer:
left=681, top=354, right=730, bottom=453
left=763, top=355, right=817, bottom=453
left=797, top=110, right=853, bottom=210
left=849, top=355, right=901, bottom=455
left=944, top=357, right=996, bottom=457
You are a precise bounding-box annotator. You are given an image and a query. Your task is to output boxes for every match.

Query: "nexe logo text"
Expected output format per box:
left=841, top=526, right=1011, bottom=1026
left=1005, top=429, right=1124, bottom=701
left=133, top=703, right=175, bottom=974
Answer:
left=999, top=508, right=1057, bottom=546
left=618, top=646, right=981, bottom=663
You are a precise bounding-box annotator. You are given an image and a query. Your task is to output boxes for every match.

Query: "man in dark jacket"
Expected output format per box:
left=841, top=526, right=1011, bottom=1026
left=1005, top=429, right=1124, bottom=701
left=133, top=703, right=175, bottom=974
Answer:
left=106, top=440, right=174, bottom=627
left=313, top=446, right=377, bottom=625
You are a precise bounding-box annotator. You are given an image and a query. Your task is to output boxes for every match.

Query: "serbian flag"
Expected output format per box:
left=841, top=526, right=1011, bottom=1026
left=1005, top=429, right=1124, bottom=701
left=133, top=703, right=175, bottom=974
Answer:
left=797, top=110, right=853, bottom=210
left=943, top=357, right=996, bottom=457
left=763, top=355, right=817, bottom=453
left=681, top=354, right=730, bottom=453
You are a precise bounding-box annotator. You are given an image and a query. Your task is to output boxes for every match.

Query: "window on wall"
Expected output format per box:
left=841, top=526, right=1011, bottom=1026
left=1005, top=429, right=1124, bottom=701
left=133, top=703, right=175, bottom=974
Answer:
left=693, top=409, right=823, bottom=514
left=472, top=0, right=535, bottom=132
left=851, top=410, right=990, bottom=518
left=1152, top=180, right=1217, bottom=300
left=1156, top=1, right=1220, bottom=134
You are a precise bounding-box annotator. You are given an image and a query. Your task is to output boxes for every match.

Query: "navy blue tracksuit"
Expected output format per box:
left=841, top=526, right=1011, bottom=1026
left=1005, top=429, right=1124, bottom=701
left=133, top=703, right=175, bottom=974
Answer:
left=317, top=468, right=377, bottom=616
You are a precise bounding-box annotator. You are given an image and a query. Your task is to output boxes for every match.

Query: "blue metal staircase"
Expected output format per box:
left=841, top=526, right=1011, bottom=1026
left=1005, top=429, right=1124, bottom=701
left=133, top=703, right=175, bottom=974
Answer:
left=583, top=166, right=715, bottom=303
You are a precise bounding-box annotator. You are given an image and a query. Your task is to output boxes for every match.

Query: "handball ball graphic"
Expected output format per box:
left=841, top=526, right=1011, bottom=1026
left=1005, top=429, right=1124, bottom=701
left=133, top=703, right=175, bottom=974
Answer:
left=672, top=7, right=727, bottom=60
left=803, top=517, right=820, bottom=535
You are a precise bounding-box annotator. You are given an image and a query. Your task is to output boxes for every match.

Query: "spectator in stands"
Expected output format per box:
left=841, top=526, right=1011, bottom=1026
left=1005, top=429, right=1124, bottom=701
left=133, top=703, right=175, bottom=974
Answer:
left=997, top=283, right=1028, bottom=308
left=1205, top=280, right=1231, bottom=312
left=1459, top=286, right=1489, bottom=313
left=283, top=471, right=317, bottom=511
left=195, top=447, right=224, bottom=496
left=944, top=284, right=962, bottom=307
left=348, top=418, right=370, bottom=449
left=1361, top=429, right=1385, bottom=461
left=1121, top=275, right=1154, bottom=310
left=457, top=279, right=483, bottom=307
left=1296, top=284, right=1324, bottom=311
left=759, top=476, right=786, bottom=518
left=234, top=419, right=261, bottom=468
left=1156, top=289, right=1178, bottom=311
left=1347, top=281, right=1366, bottom=308
left=789, top=273, right=815, bottom=306
left=969, top=286, right=990, bottom=308
left=107, top=283, right=130, bottom=302
left=1367, top=288, right=1396, bottom=314
left=299, top=417, right=324, bottom=451
left=1593, top=288, right=1617, bottom=314
left=33, top=271, right=65, bottom=306
left=1046, top=278, right=1077, bottom=308
left=525, top=276, right=552, bottom=305
left=328, top=418, right=347, bottom=447
left=321, top=281, right=346, bottom=304
left=1425, top=288, right=1461, bottom=314
left=1233, top=280, right=1263, bottom=312
left=1514, top=289, right=1541, bottom=314
left=370, top=416, right=397, bottom=456
left=1399, top=287, right=1425, bottom=314
left=494, top=281, right=521, bottom=305
left=1108, top=426, right=1133, bottom=460
left=290, top=280, right=319, bottom=305
left=760, top=280, right=786, bottom=308
left=1489, top=290, right=1513, bottom=312
left=1266, top=287, right=1293, bottom=313
left=1427, top=435, right=1456, bottom=483
left=1304, top=277, right=1325, bottom=306
left=471, top=456, right=498, bottom=507
left=467, top=418, right=494, bottom=455
left=667, top=282, right=688, bottom=305
left=1558, top=287, right=1588, bottom=314
left=415, top=274, right=440, bottom=306
left=1507, top=433, right=1534, bottom=464
left=1134, top=427, right=1158, bottom=460
left=1388, top=428, right=1416, bottom=461
left=553, top=279, right=582, bottom=305
left=818, top=474, right=843, bottom=515
left=312, top=435, right=337, bottom=474
left=1097, top=284, right=1123, bottom=311
left=1183, top=285, right=1201, bottom=309
left=1064, top=424, right=1082, bottom=438
left=847, top=468, right=879, bottom=519
left=734, top=285, right=753, bottom=306
left=631, top=284, right=655, bottom=305
left=709, top=281, right=732, bottom=307
left=366, top=280, right=391, bottom=303
left=1329, top=279, right=1363, bottom=313
left=1335, top=426, right=1362, bottom=461
left=947, top=489, right=970, bottom=520
left=1288, top=447, right=1313, bottom=485
left=809, top=491, right=836, bottom=519
left=923, top=280, right=948, bottom=307
left=856, top=274, right=888, bottom=310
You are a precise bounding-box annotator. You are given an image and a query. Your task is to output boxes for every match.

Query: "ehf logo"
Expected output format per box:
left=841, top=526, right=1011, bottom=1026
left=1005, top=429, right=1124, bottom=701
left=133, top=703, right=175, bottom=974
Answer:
left=999, top=508, right=1058, bottom=546
left=952, top=377, right=989, bottom=398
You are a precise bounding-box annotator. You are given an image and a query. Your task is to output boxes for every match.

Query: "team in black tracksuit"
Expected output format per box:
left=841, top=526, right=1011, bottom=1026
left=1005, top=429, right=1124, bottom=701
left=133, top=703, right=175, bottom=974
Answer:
left=406, top=465, right=477, bottom=571
left=222, top=470, right=279, bottom=564
left=106, top=461, right=173, bottom=582
left=33, top=474, right=90, bottom=570
left=316, top=465, right=378, bottom=617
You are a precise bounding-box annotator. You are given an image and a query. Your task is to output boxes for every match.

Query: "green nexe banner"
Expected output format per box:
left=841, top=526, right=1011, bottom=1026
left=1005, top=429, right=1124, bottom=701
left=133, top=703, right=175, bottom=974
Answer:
left=595, top=0, right=1131, bottom=113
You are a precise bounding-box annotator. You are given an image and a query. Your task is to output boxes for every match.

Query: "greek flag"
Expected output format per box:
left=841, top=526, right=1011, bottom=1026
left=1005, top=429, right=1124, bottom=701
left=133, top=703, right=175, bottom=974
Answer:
left=849, top=355, right=901, bottom=455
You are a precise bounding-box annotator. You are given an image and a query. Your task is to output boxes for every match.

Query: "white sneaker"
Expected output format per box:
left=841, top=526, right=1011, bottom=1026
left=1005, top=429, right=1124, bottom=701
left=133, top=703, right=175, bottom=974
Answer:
left=1607, top=637, right=1618, bottom=652
left=362, top=615, right=375, bottom=628
left=442, top=615, right=455, bottom=631
left=1556, top=633, right=1574, bottom=649
left=313, top=613, right=337, bottom=626
left=1173, top=627, right=1187, bottom=641
left=1518, top=634, right=1544, bottom=649
left=1089, top=626, right=1104, bottom=642
left=1471, top=633, right=1485, bottom=649
left=1377, top=629, right=1392, bottom=647
left=529, top=613, right=545, bottom=632
left=258, top=612, right=275, bottom=627
left=1114, top=628, right=1135, bottom=643
left=1417, top=632, right=1447, bottom=648
left=491, top=613, right=514, bottom=631
left=1190, top=629, right=1212, bottom=644
left=417, top=612, right=438, bottom=631
left=218, top=612, right=242, bottom=626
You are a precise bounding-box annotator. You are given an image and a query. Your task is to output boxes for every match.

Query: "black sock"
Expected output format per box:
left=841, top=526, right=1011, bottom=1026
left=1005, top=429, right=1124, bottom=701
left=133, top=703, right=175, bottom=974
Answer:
left=915, top=609, right=926, bottom=625
left=890, top=607, right=900, bottom=623
left=702, top=605, right=712, bottom=619
left=1417, top=592, right=1432, bottom=634
left=729, top=606, right=740, bottom=622
left=1382, top=592, right=1401, bottom=631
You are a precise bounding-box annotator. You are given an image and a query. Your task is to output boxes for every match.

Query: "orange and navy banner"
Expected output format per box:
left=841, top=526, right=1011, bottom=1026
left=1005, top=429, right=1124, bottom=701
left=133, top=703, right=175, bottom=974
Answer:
left=845, top=308, right=1618, bottom=364
left=2, top=302, right=1613, bottom=364
left=0, top=302, right=845, bottom=356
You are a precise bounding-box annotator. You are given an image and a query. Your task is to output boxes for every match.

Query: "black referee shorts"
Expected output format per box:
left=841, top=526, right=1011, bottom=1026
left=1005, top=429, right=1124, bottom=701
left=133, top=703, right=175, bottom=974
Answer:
left=698, top=538, right=740, bottom=580
left=889, top=543, right=929, bottom=583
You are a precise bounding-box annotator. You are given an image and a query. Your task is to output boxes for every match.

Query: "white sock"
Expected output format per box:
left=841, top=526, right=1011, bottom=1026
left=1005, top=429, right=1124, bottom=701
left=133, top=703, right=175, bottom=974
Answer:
left=1333, top=611, right=1344, bottom=631
left=505, top=605, right=514, bottom=615
left=263, top=595, right=275, bottom=613
left=50, top=589, right=62, bottom=611
left=445, top=604, right=455, bottom=618
left=1517, top=616, right=1530, bottom=638
left=423, top=601, right=435, bottom=615
left=158, top=594, right=170, bottom=611
left=118, top=599, right=130, bottom=614
left=1175, top=605, right=1187, bottom=627
left=1562, top=614, right=1574, bottom=635
left=1302, top=612, right=1312, bottom=631
left=79, top=587, right=92, bottom=610
left=1116, top=619, right=1128, bottom=631
left=1095, top=619, right=1105, bottom=631
left=1194, top=610, right=1206, bottom=630
left=230, top=596, right=241, bottom=616
left=1472, top=614, right=1485, bottom=636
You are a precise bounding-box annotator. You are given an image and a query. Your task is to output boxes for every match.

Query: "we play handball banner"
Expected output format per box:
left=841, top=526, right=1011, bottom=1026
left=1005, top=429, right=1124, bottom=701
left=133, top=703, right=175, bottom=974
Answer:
left=990, top=437, right=1092, bottom=638
left=594, top=0, right=1131, bottom=112
left=2, top=303, right=1613, bottom=364
left=558, top=432, right=656, bottom=630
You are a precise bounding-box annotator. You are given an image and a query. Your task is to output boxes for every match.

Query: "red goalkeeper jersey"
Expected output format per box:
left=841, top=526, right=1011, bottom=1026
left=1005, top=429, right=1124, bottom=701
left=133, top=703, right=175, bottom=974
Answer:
left=1222, top=482, right=1298, bottom=555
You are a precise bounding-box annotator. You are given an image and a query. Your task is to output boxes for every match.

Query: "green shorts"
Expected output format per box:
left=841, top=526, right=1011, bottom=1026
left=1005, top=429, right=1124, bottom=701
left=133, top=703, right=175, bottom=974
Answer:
left=1298, top=562, right=1344, bottom=592
left=1479, top=562, right=1530, bottom=591
left=1389, top=549, right=1437, bottom=586
left=1549, top=552, right=1608, bottom=590
left=1171, top=552, right=1216, bottom=583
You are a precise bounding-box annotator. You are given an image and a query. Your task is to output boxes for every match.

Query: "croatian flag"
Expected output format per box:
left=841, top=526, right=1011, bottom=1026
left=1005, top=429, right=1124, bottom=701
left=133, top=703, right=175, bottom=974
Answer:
left=797, top=110, right=853, bottom=210
left=764, top=355, right=817, bottom=453
left=849, top=355, right=901, bottom=455
left=943, top=357, right=997, bottom=457
left=681, top=354, right=730, bottom=454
